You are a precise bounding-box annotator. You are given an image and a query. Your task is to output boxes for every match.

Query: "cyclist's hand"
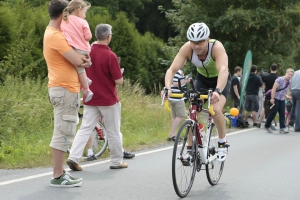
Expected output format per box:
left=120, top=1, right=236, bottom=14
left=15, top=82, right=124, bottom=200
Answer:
left=161, top=88, right=171, bottom=100
left=211, top=91, right=221, bottom=104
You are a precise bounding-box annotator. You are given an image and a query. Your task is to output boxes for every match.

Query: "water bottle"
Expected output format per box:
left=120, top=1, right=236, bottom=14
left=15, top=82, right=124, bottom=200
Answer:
left=197, top=123, right=204, bottom=145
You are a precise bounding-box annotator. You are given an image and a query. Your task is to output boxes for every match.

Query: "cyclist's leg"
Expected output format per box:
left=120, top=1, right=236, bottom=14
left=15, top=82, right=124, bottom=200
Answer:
left=211, top=79, right=230, bottom=161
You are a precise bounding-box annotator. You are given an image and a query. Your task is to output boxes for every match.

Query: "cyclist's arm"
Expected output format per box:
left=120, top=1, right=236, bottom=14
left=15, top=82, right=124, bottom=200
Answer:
left=165, top=42, right=190, bottom=90
left=212, top=41, right=228, bottom=91
left=173, top=77, right=190, bottom=87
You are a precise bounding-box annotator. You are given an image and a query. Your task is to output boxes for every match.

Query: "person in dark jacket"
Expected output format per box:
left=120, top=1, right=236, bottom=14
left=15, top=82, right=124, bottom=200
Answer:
left=244, top=65, right=263, bottom=126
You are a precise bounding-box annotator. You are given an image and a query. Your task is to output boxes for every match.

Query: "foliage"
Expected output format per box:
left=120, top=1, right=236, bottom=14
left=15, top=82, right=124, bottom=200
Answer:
left=0, top=0, right=171, bottom=93
left=0, top=1, right=48, bottom=83
left=161, top=0, right=300, bottom=73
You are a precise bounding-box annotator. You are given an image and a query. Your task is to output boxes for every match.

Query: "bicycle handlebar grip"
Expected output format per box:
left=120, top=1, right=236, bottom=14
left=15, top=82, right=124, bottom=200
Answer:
left=164, top=100, right=171, bottom=112
left=169, top=93, right=184, bottom=98
left=199, top=95, right=208, bottom=99
left=209, top=105, right=215, bottom=116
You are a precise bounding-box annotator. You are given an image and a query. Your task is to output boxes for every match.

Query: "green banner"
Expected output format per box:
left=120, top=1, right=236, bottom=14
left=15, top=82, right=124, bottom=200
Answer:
left=239, top=50, right=252, bottom=111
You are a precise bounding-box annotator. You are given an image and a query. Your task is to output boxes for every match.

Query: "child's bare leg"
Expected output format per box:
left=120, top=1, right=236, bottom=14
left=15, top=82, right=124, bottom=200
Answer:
left=79, top=72, right=93, bottom=103
left=79, top=72, right=89, bottom=90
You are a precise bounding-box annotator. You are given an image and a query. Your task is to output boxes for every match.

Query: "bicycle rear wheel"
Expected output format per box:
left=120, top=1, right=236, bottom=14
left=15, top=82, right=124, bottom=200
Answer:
left=205, top=123, right=224, bottom=185
left=172, top=120, right=198, bottom=198
left=92, top=121, right=109, bottom=157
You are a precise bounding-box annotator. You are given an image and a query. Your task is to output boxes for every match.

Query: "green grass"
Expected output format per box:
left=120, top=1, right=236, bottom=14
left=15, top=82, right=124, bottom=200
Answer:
left=0, top=77, right=171, bottom=169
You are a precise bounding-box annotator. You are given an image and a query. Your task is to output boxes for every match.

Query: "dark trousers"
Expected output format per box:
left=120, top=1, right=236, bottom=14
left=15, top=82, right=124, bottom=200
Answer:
left=265, top=99, right=286, bottom=129
left=232, top=98, right=240, bottom=108
left=291, top=90, right=300, bottom=131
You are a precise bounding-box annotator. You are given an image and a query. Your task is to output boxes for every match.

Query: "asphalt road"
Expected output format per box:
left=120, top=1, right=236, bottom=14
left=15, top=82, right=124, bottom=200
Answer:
left=1, top=127, right=300, bottom=200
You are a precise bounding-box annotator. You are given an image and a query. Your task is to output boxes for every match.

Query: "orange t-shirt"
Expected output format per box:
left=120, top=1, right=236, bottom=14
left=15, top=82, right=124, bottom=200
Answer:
left=43, top=26, right=80, bottom=93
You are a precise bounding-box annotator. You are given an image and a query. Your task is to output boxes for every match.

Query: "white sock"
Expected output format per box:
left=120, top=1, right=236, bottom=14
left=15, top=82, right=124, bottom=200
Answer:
left=218, top=137, right=226, bottom=143
left=87, top=149, right=94, bottom=156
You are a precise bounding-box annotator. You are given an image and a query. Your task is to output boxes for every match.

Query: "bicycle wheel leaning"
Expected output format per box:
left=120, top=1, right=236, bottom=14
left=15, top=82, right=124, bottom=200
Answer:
left=172, top=120, right=198, bottom=198
left=205, top=123, right=224, bottom=185
left=92, top=121, right=109, bottom=157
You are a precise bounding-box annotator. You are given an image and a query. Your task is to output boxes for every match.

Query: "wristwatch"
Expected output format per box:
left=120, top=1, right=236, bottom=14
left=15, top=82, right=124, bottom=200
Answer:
left=215, top=88, right=223, bottom=95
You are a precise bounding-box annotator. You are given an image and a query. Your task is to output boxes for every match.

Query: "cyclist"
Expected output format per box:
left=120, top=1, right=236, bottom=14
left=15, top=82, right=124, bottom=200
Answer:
left=164, top=22, right=231, bottom=162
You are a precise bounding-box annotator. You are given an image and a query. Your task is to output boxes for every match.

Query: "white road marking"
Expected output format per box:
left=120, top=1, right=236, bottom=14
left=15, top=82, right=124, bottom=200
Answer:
left=0, top=128, right=254, bottom=186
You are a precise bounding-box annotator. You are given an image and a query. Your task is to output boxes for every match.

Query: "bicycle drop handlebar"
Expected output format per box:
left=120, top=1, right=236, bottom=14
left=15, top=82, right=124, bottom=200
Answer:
left=163, top=78, right=215, bottom=115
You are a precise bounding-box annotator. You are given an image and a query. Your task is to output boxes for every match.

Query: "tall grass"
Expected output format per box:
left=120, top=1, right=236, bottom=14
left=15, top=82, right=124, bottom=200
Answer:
left=0, top=77, right=171, bottom=169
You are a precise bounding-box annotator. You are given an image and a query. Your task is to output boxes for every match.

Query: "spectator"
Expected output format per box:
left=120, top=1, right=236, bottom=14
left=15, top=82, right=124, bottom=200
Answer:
left=244, top=65, right=263, bottom=126
left=230, top=66, right=242, bottom=108
left=257, top=84, right=265, bottom=128
left=44, top=0, right=91, bottom=187
left=167, top=68, right=190, bottom=141
left=262, top=63, right=279, bottom=130
left=66, top=24, right=128, bottom=174
left=290, top=69, right=300, bottom=131
left=265, top=68, right=294, bottom=133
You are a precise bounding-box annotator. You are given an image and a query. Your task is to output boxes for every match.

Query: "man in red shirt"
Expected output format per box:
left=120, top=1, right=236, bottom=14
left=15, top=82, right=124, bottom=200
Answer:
left=66, top=24, right=128, bottom=172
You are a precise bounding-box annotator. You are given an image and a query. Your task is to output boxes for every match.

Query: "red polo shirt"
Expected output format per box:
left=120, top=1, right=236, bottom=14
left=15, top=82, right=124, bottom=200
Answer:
left=85, top=44, right=122, bottom=106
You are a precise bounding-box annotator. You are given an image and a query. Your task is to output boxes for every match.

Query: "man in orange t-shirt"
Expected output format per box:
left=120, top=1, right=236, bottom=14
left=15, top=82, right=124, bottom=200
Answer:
left=43, top=0, right=91, bottom=188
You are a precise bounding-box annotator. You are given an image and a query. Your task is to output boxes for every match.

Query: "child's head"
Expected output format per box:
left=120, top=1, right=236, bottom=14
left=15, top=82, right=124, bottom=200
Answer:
left=63, top=0, right=91, bottom=21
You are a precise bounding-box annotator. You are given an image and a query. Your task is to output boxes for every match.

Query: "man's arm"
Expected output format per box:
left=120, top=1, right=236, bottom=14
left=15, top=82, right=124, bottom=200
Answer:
left=213, top=41, right=229, bottom=91
left=233, top=85, right=240, bottom=99
left=165, top=42, right=190, bottom=90
left=63, top=49, right=90, bottom=68
left=115, top=78, right=123, bottom=85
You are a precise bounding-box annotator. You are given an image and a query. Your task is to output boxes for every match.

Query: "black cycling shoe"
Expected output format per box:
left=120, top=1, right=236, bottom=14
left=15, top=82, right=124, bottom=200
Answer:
left=86, top=154, right=97, bottom=161
left=123, top=151, right=135, bottom=159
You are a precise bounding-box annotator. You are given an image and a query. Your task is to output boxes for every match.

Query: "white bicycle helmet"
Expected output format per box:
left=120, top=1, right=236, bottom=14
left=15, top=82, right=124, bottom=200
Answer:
left=186, top=22, right=210, bottom=41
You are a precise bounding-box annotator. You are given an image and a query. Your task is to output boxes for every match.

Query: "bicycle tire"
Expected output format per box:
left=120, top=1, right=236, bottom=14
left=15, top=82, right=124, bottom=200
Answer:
left=205, top=123, right=224, bottom=185
left=92, top=121, right=109, bottom=157
left=172, top=120, right=198, bottom=198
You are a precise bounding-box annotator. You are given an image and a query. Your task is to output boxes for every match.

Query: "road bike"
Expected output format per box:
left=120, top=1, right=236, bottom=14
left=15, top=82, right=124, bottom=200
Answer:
left=163, top=80, right=227, bottom=198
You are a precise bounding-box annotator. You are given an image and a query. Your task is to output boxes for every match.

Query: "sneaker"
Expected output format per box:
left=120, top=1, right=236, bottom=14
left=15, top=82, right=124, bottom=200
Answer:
left=245, top=121, right=249, bottom=126
left=123, top=151, right=135, bottom=159
left=217, top=142, right=229, bottom=162
left=280, top=128, right=289, bottom=134
left=86, top=154, right=97, bottom=161
left=50, top=172, right=82, bottom=187
left=182, top=151, right=192, bottom=166
left=265, top=127, right=273, bottom=133
left=289, top=121, right=294, bottom=127
left=253, top=123, right=257, bottom=126
left=63, top=170, right=82, bottom=181
left=66, top=159, right=82, bottom=171
left=110, top=162, right=128, bottom=169
left=83, top=90, right=93, bottom=103
left=270, top=125, right=276, bottom=130
left=257, top=124, right=261, bottom=128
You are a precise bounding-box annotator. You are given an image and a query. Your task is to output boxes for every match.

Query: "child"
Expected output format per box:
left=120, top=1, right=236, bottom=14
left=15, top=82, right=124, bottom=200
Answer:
left=61, top=0, right=93, bottom=103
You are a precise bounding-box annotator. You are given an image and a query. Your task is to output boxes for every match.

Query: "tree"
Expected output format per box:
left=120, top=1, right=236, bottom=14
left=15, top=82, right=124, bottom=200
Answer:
left=161, top=0, right=300, bottom=73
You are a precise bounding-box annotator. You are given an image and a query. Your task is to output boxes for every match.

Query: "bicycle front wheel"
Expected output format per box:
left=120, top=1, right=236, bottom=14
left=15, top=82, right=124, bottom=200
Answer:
left=205, top=123, right=224, bottom=185
left=172, top=120, right=197, bottom=198
left=92, top=121, right=109, bottom=157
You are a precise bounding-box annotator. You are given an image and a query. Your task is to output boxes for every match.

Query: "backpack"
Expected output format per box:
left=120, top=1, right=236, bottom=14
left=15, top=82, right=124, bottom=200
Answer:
left=237, top=116, right=248, bottom=128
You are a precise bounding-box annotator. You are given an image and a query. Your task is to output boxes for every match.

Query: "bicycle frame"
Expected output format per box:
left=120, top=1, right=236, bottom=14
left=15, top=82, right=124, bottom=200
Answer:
left=188, top=90, right=216, bottom=165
